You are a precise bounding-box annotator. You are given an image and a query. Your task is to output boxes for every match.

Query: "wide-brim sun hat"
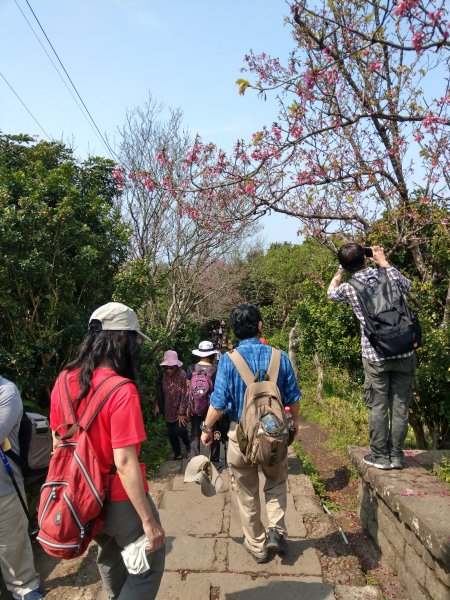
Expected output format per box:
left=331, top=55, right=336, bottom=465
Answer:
left=160, top=350, right=183, bottom=367
left=89, top=302, right=150, bottom=341
left=192, top=340, right=219, bottom=357
left=184, top=455, right=223, bottom=497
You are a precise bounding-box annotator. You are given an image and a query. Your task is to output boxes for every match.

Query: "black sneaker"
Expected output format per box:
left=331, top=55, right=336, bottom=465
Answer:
left=390, top=457, right=403, bottom=469
left=363, top=453, right=392, bottom=470
left=212, top=459, right=224, bottom=470
left=266, top=527, right=288, bottom=555
left=172, top=454, right=182, bottom=460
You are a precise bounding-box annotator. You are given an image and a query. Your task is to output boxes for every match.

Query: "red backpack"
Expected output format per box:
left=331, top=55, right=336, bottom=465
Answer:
left=188, top=365, right=214, bottom=417
left=36, top=372, right=130, bottom=559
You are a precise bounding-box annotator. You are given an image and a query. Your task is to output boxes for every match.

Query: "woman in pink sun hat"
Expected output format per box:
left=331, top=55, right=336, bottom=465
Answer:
left=155, top=350, right=190, bottom=460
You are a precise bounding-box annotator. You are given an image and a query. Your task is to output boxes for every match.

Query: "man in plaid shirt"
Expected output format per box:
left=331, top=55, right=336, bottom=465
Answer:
left=328, top=244, right=416, bottom=470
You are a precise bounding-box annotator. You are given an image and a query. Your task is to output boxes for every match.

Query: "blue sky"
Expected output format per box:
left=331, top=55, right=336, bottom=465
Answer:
left=0, top=0, right=302, bottom=244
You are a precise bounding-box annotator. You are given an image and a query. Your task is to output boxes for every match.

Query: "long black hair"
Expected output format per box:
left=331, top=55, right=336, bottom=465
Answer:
left=66, top=320, right=140, bottom=400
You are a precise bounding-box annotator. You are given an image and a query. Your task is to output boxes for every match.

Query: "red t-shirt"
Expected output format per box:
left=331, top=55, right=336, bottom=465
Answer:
left=50, top=367, right=148, bottom=502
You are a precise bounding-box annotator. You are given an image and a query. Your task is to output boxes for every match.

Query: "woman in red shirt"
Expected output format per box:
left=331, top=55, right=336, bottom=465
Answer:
left=49, top=302, right=165, bottom=600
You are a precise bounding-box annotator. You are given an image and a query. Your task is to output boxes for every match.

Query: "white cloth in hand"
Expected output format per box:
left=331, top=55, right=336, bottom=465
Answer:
left=121, top=534, right=150, bottom=574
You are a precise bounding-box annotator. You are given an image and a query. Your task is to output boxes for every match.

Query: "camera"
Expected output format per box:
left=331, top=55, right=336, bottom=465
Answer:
left=363, top=246, right=373, bottom=258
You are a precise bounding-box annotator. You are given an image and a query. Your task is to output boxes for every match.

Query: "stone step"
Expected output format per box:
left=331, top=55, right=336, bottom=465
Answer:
left=159, top=489, right=226, bottom=536
left=165, top=535, right=220, bottom=571
left=158, top=572, right=335, bottom=600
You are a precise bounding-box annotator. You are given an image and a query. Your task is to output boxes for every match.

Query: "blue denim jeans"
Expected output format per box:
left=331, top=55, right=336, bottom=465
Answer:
left=362, top=353, right=416, bottom=460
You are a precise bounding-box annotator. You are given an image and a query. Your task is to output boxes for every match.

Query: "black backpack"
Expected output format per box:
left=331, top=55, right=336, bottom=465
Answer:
left=6, top=411, right=52, bottom=478
left=348, top=268, right=422, bottom=358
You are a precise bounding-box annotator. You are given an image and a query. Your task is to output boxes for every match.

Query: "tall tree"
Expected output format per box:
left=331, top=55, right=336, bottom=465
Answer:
left=179, top=0, right=450, bottom=447
left=116, top=4, right=449, bottom=445
left=0, top=134, right=128, bottom=404
left=125, top=2, right=449, bottom=311
left=161, top=3, right=448, bottom=259
left=240, top=239, right=361, bottom=386
left=113, top=97, right=257, bottom=350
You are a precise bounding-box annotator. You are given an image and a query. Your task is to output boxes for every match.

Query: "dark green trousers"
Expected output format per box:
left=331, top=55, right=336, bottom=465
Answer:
left=95, top=494, right=165, bottom=600
left=362, top=353, right=416, bottom=460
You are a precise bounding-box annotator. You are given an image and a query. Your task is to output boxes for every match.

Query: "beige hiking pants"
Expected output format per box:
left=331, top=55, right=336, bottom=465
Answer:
left=0, top=490, right=40, bottom=599
left=227, top=422, right=288, bottom=555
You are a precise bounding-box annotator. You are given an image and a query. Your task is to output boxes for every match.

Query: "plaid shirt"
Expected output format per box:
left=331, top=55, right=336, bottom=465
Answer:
left=210, top=338, right=301, bottom=422
left=327, top=266, right=414, bottom=363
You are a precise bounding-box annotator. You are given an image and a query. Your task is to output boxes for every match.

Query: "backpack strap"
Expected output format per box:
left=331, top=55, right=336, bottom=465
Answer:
left=57, top=375, right=131, bottom=439
left=58, top=371, right=77, bottom=426
left=78, top=375, right=132, bottom=432
left=348, top=267, right=387, bottom=293
left=266, top=348, right=281, bottom=383
left=227, top=350, right=255, bottom=387
left=56, top=370, right=105, bottom=431
left=377, top=267, right=388, bottom=282
left=347, top=277, right=365, bottom=293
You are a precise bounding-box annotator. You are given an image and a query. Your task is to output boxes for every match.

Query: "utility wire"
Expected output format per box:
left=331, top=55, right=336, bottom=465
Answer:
left=13, top=0, right=101, bottom=147
left=0, top=70, right=51, bottom=140
left=23, top=0, right=121, bottom=162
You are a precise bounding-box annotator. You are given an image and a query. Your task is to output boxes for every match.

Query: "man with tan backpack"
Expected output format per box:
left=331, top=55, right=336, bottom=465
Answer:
left=200, top=304, right=301, bottom=563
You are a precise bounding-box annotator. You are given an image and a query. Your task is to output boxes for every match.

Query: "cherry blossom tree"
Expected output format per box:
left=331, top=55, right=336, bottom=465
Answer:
left=113, top=96, right=256, bottom=348
left=180, top=1, right=449, bottom=245
left=176, top=0, right=449, bottom=447
left=114, top=3, right=449, bottom=444
left=116, top=3, right=449, bottom=278
left=121, top=3, right=449, bottom=281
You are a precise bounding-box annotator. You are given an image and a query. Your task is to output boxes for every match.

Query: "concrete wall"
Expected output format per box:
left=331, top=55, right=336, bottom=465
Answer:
left=349, top=447, right=450, bottom=600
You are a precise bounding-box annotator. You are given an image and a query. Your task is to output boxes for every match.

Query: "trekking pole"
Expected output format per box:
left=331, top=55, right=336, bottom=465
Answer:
left=0, top=446, right=38, bottom=539
left=321, top=502, right=349, bottom=544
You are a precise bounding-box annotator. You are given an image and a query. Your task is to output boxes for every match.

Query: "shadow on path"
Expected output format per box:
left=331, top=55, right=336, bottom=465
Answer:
left=225, top=580, right=333, bottom=599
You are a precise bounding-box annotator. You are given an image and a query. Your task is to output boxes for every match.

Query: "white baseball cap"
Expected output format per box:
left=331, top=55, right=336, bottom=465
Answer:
left=89, top=302, right=150, bottom=341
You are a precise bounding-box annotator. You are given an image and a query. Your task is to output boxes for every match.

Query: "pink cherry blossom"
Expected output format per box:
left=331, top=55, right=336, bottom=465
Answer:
left=368, top=61, right=382, bottom=72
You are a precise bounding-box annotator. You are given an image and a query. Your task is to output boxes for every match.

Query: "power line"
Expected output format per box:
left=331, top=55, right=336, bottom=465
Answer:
left=22, top=0, right=121, bottom=162
left=13, top=0, right=101, bottom=147
left=0, top=70, right=51, bottom=140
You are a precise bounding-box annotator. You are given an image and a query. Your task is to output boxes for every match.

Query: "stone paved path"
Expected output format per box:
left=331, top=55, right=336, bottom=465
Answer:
left=156, top=454, right=330, bottom=599
left=14, top=448, right=385, bottom=600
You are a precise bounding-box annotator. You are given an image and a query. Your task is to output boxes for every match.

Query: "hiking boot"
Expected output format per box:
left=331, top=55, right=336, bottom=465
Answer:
left=363, top=453, right=392, bottom=470
left=266, top=527, right=288, bottom=555
left=390, top=457, right=403, bottom=470
left=243, top=537, right=268, bottom=563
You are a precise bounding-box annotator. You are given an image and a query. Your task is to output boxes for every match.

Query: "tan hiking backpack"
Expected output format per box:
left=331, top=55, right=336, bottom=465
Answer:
left=228, top=348, right=290, bottom=466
